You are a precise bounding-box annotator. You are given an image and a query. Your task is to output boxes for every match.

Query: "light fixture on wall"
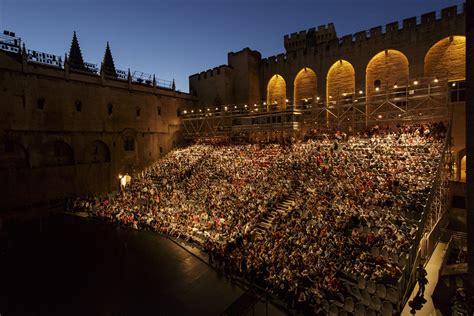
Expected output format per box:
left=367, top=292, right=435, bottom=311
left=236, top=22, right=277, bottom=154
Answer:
left=433, top=77, right=439, bottom=83
left=413, top=80, right=419, bottom=85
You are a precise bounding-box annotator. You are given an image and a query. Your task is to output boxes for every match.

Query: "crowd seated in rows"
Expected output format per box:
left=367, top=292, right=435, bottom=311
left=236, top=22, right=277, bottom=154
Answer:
left=69, top=122, right=446, bottom=313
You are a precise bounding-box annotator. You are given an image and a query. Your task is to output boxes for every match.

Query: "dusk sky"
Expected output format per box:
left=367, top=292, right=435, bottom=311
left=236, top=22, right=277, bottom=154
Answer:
left=0, top=0, right=463, bottom=92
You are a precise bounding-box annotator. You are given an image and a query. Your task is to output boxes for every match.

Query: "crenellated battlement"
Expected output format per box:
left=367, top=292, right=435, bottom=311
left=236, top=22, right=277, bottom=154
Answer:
left=268, top=3, right=464, bottom=66
left=189, top=64, right=233, bottom=81
left=284, top=23, right=336, bottom=52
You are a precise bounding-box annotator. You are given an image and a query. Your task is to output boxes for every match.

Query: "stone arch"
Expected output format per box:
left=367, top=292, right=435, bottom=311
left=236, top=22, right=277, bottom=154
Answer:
left=365, top=49, right=409, bottom=115
left=457, top=148, right=466, bottom=182
left=424, top=35, right=466, bottom=81
left=326, top=59, right=355, bottom=101
left=293, top=67, right=317, bottom=106
left=0, top=141, right=29, bottom=169
left=40, top=140, right=74, bottom=167
left=267, top=74, right=286, bottom=110
left=460, top=154, right=466, bottom=182
left=85, top=140, right=110, bottom=163
left=366, top=49, right=409, bottom=97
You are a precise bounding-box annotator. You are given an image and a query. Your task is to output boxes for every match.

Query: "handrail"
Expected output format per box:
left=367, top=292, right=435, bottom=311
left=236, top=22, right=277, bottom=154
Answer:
left=400, top=118, right=451, bottom=308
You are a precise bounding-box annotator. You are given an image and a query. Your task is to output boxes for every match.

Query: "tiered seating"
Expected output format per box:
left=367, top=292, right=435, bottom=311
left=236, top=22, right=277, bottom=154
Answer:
left=68, top=122, right=447, bottom=315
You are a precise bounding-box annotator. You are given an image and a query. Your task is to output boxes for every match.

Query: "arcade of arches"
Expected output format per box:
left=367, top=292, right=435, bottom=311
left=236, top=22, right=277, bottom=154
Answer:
left=0, top=140, right=114, bottom=169
left=265, top=42, right=465, bottom=112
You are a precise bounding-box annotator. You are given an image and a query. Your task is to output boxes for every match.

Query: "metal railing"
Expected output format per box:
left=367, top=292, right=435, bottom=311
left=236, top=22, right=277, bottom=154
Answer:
left=182, top=77, right=450, bottom=138
left=0, top=32, right=173, bottom=89
left=399, top=119, right=452, bottom=309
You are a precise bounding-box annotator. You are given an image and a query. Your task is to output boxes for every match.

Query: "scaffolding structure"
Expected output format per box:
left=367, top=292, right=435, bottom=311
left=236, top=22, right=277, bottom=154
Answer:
left=182, top=77, right=451, bottom=139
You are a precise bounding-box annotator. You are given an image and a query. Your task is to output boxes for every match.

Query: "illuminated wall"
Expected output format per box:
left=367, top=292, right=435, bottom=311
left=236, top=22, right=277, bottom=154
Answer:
left=366, top=50, right=409, bottom=95
left=461, top=155, right=466, bottom=182
left=293, top=67, right=317, bottom=106
left=326, top=59, right=355, bottom=101
left=424, top=35, right=466, bottom=81
left=267, top=74, right=286, bottom=110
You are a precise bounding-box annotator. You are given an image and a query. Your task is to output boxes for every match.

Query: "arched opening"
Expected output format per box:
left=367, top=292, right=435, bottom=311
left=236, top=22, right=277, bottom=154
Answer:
left=366, top=50, right=409, bottom=114
left=424, top=36, right=466, bottom=81
left=85, top=140, right=110, bottom=163
left=267, top=74, right=286, bottom=110
left=326, top=60, right=355, bottom=118
left=40, top=141, right=74, bottom=167
left=294, top=67, right=317, bottom=107
left=326, top=59, right=355, bottom=100
left=460, top=155, right=466, bottom=182
left=0, top=141, right=29, bottom=169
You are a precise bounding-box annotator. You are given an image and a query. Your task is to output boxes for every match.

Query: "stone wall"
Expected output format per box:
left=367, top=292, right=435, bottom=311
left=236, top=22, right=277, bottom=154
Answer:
left=0, top=50, right=195, bottom=210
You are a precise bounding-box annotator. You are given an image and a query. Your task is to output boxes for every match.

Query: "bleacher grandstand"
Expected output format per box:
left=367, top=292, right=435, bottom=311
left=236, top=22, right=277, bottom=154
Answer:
left=70, top=121, right=452, bottom=315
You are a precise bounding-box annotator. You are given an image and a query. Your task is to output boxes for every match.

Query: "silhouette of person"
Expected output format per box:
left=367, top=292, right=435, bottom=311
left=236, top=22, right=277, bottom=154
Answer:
left=416, top=264, right=428, bottom=297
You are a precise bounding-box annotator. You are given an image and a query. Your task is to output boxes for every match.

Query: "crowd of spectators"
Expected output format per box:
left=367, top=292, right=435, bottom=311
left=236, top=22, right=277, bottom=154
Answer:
left=69, top=122, right=446, bottom=312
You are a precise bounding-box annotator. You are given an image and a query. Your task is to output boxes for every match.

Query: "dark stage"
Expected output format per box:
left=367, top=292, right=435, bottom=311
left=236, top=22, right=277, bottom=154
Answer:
left=0, top=215, right=253, bottom=315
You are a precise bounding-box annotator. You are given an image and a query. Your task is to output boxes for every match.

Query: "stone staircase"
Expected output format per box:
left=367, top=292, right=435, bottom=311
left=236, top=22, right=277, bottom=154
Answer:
left=253, top=192, right=297, bottom=238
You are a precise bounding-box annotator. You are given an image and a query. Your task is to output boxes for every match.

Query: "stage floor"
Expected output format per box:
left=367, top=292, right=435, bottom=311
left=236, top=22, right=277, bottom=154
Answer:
left=0, top=215, right=247, bottom=315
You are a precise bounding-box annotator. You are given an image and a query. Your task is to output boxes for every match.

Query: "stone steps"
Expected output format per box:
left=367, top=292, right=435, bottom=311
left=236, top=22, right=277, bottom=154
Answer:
left=254, top=193, right=297, bottom=239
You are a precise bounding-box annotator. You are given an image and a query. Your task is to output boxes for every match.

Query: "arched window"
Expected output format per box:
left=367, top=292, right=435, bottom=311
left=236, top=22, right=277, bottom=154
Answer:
left=136, top=107, right=141, bottom=118
left=40, top=141, right=74, bottom=167
left=85, top=141, right=110, bottom=163
left=107, top=103, right=113, bottom=115
left=0, top=141, right=29, bottom=169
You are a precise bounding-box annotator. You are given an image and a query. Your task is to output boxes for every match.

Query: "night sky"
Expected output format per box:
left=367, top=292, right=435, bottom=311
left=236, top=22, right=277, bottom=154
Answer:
left=0, top=0, right=463, bottom=92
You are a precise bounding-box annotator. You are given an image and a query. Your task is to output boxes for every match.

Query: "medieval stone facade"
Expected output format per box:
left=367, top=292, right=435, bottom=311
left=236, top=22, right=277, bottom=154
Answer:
left=189, top=4, right=466, bottom=180
left=0, top=34, right=195, bottom=209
